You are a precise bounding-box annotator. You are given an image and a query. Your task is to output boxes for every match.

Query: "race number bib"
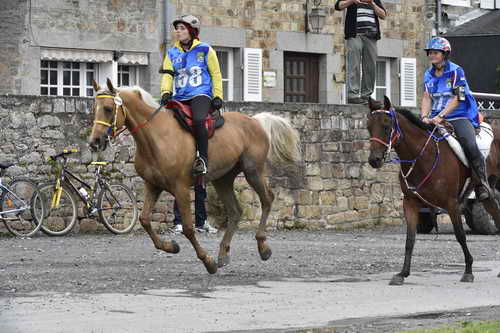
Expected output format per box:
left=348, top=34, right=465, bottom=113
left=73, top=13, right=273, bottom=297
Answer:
left=176, top=66, right=203, bottom=88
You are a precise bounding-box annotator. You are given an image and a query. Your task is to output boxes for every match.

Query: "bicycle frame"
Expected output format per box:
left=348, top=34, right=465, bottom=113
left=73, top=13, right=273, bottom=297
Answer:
left=0, top=183, right=30, bottom=216
left=51, top=158, right=110, bottom=214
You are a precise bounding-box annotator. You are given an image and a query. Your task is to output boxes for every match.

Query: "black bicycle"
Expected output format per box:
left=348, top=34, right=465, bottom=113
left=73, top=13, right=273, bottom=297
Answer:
left=0, top=162, right=44, bottom=237
left=37, top=149, right=138, bottom=236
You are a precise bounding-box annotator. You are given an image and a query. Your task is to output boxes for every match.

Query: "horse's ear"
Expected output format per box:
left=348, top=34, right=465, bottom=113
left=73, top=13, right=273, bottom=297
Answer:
left=368, top=97, right=376, bottom=111
left=106, top=78, right=116, bottom=93
left=133, top=89, right=142, bottom=100
left=383, top=95, right=392, bottom=110
left=92, top=80, right=100, bottom=92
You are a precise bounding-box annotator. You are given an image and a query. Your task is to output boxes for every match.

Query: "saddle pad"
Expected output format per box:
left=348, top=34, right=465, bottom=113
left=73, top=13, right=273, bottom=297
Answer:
left=444, top=122, right=494, bottom=167
left=166, top=100, right=224, bottom=138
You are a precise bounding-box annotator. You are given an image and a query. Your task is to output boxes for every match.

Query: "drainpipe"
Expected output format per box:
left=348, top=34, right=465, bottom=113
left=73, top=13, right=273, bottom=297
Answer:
left=436, top=0, right=442, bottom=35
left=161, top=0, right=169, bottom=59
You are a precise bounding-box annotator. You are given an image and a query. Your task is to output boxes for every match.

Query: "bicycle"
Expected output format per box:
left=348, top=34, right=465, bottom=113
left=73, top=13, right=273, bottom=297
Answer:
left=0, top=162, right=44, bottom=237
left=37, top=149, right=138, bottom=236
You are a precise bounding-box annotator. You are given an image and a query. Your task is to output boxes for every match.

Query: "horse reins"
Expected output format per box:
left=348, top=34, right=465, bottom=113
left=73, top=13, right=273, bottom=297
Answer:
left=369, top=108, right=443, bottom=209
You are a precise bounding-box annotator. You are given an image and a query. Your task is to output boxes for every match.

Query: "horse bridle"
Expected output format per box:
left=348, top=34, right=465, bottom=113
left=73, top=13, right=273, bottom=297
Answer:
left=369, top=107, right=445, bottom=209
left=95, top=92, right=127, bottom=138
left=95, top=91, right=167, bottom=139
left=368, top=108, right=402, bottom=161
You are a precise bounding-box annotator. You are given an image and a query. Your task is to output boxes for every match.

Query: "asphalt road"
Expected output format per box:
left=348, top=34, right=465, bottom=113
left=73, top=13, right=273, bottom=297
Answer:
left=1, top=226, right=499, bottom=332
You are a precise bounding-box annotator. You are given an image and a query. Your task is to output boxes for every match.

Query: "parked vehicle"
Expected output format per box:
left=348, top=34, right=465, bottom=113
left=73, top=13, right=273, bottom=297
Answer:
left=37, top=149, right=138, bottom=236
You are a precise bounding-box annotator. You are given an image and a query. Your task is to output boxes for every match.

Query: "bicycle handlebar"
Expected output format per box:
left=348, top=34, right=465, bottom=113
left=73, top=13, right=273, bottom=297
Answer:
left=48, top=149, right=79, bottom=161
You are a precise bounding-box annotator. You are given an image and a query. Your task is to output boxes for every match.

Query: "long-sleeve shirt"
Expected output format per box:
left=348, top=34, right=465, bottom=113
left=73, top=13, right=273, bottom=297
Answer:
left=160, top=40, right=223, bottom=101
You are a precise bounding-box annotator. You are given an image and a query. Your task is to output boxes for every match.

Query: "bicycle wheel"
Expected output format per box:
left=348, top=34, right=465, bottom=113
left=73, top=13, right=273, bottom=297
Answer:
left=37, top=182, right=77, bottom=236
left=0, top=179, right=44, bottom=237
left=97, top=183, right=138, bottom=234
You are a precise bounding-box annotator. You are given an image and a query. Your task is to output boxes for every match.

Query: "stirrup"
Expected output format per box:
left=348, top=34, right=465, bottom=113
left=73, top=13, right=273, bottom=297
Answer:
left=192, top=156, right=208, bottom=175
left=476, top=185, right=491, bottom=202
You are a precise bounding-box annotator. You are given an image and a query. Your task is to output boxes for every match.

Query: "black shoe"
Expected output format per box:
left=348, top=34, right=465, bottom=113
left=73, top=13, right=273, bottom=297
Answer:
left=192, top=156, right=208, bottom=175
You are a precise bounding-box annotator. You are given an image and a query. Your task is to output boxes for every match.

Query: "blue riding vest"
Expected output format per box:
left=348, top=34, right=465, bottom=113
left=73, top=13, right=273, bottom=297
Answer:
left=423, top=61, right=479, bottom=127
left=167, top=42, right=213, bottom=101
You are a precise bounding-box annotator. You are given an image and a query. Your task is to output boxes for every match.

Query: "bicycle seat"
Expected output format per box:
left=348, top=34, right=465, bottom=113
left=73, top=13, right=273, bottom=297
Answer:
left=0, top=162, right=15, bottom=169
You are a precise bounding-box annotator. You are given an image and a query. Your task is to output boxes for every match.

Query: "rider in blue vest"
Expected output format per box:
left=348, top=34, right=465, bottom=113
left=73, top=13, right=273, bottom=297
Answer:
left=159, top=15, right=223, bottom=175
left=420, top=37, right=491, bottom=201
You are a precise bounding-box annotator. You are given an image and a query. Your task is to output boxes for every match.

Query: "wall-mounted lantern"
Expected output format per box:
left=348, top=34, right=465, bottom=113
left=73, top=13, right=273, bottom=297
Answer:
left=305, top=0, right=326, bottom=33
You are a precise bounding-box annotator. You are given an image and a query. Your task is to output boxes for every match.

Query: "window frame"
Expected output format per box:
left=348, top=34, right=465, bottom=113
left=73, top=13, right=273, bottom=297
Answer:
left=40, top=60, right=98, bottom=97
left=214, top=47, right=234, bottom=101
left=371, top=58, right=391, bottom=102
left=118, top=64, right=140, bottom=87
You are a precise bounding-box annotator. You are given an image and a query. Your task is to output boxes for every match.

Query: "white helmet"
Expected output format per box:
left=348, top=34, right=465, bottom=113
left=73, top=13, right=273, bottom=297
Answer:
left=172, top=15, right=201, bottom=31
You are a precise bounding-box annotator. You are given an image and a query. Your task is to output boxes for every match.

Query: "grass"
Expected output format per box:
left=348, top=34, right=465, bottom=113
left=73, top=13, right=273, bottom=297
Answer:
left=400, top=320, right=500, bottom=333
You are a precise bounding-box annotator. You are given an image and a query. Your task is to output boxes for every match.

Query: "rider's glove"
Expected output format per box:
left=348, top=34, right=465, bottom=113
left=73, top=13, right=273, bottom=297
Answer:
left=211, top=97, right=223, bottom=110
left=160, top=93, right=172, bottom=106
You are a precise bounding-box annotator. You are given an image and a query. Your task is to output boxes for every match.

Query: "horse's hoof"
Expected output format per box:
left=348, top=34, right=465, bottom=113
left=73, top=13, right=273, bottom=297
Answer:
left=170, top=240, right=180, bottom=254
left=460, top=273, right=474, bottom=283
left=217, top=255, right=230, bottom=268
left=389, top=275, right=404, bottom=286
left=204, top=256, right=218, bottom=274
left=259, top=247, right=272, bottom=261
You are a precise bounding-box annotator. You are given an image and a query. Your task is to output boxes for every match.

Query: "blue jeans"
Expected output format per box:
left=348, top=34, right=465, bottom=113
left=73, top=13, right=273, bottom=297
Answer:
left=173, top=184, right=207, bottom=227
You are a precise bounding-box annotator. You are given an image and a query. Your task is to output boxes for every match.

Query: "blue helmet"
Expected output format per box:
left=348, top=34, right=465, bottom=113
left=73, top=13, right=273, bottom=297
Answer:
left=424, top=37, right=451, bottom=54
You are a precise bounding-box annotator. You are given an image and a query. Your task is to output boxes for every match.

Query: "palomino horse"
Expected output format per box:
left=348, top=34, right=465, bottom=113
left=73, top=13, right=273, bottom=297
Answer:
left=367, top=96, right=500, bottom=285
left=88, top=79, right=301, bottom=274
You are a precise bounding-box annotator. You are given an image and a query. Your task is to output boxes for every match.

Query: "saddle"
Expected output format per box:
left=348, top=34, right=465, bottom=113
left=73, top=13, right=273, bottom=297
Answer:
left=440, top=122, right=494, bottom=168
left=166, top=100, right=225, bottom=138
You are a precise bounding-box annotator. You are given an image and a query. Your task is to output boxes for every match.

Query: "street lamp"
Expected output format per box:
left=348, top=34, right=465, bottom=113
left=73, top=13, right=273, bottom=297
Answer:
left=305, top=0, right=326, bottom=33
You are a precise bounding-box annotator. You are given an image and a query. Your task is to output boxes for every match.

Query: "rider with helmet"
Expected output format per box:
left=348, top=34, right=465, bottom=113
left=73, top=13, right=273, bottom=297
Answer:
left=420, top=36, right=491, bottom=201
left=160, top=14, right=224, bottom=175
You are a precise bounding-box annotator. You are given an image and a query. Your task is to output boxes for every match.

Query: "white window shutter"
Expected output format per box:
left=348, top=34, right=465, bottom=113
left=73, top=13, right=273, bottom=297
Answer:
left=400, top=58, right=417, bottom=107
left=243, top=48, right=262, bottom=102
left=495, top=0, right=500, bottom=8
left=480, top=0, right=495, bottom=8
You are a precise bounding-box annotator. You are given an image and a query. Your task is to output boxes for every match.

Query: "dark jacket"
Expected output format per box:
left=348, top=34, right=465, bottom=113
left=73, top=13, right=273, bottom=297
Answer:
left=334, top=0, right=386, bottom=40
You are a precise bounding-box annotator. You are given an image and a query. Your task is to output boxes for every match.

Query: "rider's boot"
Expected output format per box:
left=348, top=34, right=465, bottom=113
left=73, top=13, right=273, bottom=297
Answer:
left=471, top=156, right=491, bottom=202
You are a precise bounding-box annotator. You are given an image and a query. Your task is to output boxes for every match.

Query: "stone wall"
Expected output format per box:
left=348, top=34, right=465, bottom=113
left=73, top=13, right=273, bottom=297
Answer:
left=0, top=95, right=411, bottom=233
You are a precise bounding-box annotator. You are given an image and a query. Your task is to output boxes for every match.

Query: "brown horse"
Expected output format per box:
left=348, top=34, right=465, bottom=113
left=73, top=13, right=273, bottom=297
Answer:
left=367, top=96, right=500, bottom=285
left=88, top=79, right=301, bottom=274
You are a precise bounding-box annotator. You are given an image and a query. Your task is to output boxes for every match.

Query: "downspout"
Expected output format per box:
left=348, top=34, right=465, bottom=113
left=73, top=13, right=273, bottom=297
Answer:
left=161, top=0, right=169, bottom=60
left=436, top=0, right=442, bottom=35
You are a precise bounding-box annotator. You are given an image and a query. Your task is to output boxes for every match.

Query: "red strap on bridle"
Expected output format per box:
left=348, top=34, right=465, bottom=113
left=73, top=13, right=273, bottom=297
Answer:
left=368, top=109, right=400, bottom=147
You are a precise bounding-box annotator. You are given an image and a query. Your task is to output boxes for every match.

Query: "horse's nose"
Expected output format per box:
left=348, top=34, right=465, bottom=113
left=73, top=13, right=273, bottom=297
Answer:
left=89, top=135, right=105, bottom=152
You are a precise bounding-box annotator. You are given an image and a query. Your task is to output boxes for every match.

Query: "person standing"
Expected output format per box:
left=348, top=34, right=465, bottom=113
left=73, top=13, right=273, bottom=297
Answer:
left=159, top=15, right=222, bottom=233
left=171, top=184, right=218, bottom=234
left=335, top=0, right=387, bottom=104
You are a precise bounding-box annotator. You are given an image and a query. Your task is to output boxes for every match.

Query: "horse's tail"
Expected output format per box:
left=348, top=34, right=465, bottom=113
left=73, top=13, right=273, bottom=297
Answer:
left=253, top=112, right=301, bottom=165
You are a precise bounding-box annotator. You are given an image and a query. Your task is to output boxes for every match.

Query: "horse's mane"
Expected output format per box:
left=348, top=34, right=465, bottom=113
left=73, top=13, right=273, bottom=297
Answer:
left=394, top=107, right=434, bottom=131
left=117, top=86, right=160, bottom=109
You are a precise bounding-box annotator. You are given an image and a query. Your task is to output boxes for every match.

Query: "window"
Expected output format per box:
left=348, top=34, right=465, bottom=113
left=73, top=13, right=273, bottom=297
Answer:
left=284, top=52, right=319, bottom=103
left=441, top=0, right=471, bottom=6
left=40, top=61, right=58, bottom=96
left=118, top=65, right=140, bottom=87
left=40, top=61, right=97, bottom=97
left=372, top=58, right=391, bottom=102
left=215, top=48, right=234, bottom=101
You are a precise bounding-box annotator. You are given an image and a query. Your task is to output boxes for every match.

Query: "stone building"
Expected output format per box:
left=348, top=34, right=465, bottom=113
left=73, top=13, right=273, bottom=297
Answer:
left=1, top=0, right=432, bottom=107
